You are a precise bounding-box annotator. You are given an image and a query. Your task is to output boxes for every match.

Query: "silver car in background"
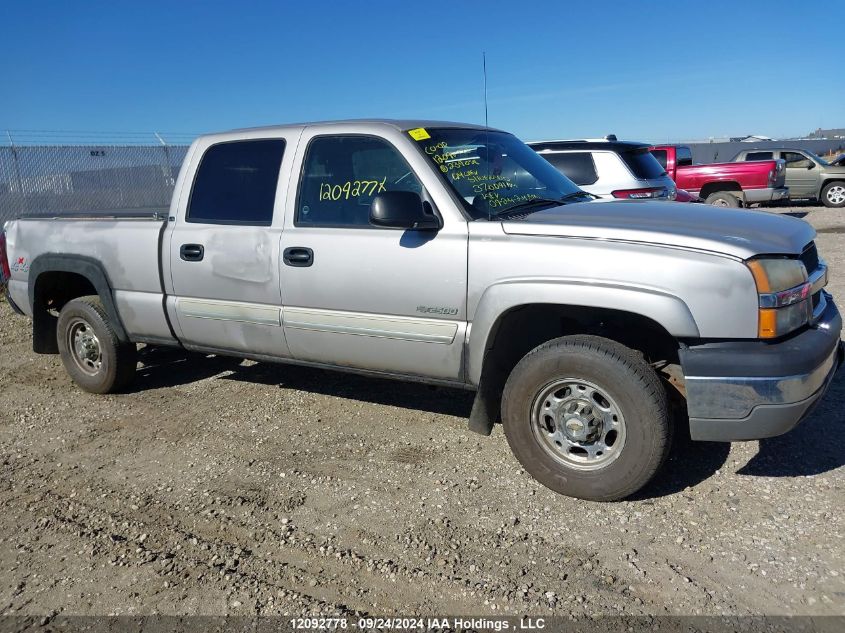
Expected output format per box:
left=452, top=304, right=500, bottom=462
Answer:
left=529, top=137, right=677, bottom=201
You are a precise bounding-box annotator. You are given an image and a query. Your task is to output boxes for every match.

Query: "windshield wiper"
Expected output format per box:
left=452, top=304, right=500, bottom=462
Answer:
left=494, top=191, right=597, bottom=219
left=495, top=197, right=564, bottom=218
left=558, top=190, right=598, bottom=202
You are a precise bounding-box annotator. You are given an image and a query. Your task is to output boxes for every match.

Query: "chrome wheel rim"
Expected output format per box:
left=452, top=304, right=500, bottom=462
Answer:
left=67, top=317, right=102, bottom=376
left=827, top=185, right=845, bottom=205
left=711, top=198, right=729, bottom=207
left=531, top=378, right=626, bottom=471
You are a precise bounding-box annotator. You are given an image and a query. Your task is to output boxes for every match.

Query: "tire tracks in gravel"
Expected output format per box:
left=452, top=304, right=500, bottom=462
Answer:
left=1, top=445, right=639, bottom=616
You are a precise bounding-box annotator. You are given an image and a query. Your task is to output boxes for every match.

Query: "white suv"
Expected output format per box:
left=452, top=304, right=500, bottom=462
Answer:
left=528, top=137, right=677, bottom=201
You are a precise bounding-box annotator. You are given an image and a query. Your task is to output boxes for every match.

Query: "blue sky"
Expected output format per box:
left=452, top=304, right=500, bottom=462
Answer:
left=1, top=1, right=842, bottom=143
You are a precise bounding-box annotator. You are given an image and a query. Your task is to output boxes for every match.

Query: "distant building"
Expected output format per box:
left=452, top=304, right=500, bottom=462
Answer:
left=809, top=128, right=845, bottom=139
left=729, top=134, right=774, bottom=143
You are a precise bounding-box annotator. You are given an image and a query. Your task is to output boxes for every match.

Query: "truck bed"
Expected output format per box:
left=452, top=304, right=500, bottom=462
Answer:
left=4, top=214, right=168, bottom=337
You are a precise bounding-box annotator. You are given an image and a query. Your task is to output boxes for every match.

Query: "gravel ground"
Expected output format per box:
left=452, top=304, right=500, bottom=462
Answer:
left=0, top=204, right=843, bottom=619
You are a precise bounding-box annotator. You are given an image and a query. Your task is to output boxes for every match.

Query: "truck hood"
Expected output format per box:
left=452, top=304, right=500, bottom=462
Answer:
left=500, top=200, right=815, bottom=259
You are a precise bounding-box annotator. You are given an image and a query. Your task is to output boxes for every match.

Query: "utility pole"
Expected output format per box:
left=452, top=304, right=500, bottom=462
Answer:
left=6, top=130, right=25, bottom=198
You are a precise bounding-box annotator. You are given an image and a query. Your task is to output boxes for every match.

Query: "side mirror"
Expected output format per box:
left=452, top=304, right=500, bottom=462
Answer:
left=806, top=161, right=816, bottom=170
left=369, top=191, right=441, bottom=230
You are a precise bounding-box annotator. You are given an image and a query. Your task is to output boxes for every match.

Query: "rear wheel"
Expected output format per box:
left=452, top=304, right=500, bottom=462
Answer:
left=821, top=182, right=845, bottom=208
left=501, top=335, right=671, bottom=501
left=705, top=191, right=741, bottom=207
left=57, top=296, right=137, bottom=394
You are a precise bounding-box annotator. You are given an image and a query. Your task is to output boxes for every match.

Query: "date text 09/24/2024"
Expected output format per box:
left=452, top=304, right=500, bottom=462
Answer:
left=289, top=616, right=547, bottom=631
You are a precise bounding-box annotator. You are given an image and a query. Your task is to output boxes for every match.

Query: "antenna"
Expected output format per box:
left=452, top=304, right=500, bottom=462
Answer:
left=482, top=52, right=489, bottom=129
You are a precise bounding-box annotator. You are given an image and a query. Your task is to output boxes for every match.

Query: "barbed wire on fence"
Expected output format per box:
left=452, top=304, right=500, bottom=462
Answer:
left=3, top=129, right=199, bottom=146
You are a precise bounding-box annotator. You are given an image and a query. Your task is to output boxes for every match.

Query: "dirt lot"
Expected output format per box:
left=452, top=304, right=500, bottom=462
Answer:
left=0, top=205, right=843, bottom=619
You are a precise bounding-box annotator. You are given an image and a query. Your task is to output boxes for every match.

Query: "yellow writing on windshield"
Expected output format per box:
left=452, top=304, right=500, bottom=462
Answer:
left=438, top=158, right=481, bottom=173
left=424, top=141, right=447, bottom=154
left=486, top=191, right=539, bottom=209
left=319, top=177, right=387, bottom=201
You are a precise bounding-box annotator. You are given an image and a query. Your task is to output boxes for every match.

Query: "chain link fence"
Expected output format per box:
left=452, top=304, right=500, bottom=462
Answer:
left=0, top=144, right=190, bottom=223
left=2, top=138, right=843, bottom=225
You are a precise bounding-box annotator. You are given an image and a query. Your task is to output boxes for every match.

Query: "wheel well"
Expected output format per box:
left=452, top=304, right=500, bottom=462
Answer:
left=699, top=181, right=742, bottom=199
left=468, top=304, right=681, bottom=435
left=822, top=178, right=845, bottom=191
left=485, top=304, right=679, bottom=376
left=32, top=271, right=97, bottom=354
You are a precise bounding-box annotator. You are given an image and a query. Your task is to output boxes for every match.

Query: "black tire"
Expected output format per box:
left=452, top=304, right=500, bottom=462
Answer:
left=56, top=296, right=137, bottom=394
left=501, top=335, right=671, bottom=501
left=821, top=181, right=845, bottom=208
left=704, top=191, right=741, bottom=208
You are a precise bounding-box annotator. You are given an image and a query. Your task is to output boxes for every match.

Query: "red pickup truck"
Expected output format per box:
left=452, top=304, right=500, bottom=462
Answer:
left=649, top=145, right=788, bottom=208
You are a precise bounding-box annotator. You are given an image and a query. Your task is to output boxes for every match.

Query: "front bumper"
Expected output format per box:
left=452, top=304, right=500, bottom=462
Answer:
left=681, top=292, right=843, bottom=441
left=744, top=186, right=790, bottom=204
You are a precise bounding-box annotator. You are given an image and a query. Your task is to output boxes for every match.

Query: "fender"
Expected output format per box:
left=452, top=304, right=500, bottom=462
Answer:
left=29, top=253, right=129, bottom=345
left=466, top=279, right=699, bottom=385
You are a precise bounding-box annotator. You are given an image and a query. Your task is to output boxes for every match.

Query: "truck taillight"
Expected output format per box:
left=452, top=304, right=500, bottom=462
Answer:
left=768, top=169, right=776, bottom=187
left=611, top=187, right=668, bottom=199
left=0, top=233, right=10, bottom=278
left=0, top=232, right=10, bottom=285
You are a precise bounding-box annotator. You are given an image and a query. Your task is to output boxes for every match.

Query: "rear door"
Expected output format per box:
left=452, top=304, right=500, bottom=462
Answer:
left=780, top=151, right=817, bottom=198
left=278, top=129, right=468, bottom=380
left=166, top=134, right=296, bottom=357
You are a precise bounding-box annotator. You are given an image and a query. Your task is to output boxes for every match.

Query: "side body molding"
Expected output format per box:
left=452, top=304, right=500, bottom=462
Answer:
left=466, top=279, right=700, bottom=385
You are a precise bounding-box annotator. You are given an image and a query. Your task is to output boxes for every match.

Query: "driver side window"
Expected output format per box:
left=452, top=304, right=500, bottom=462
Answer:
left=782, top=152, right=807, bottom=167
left=297, top=135, right=422, bottom=227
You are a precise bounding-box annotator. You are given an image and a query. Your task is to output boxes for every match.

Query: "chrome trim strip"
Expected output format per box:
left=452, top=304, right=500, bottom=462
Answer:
left=283, top=307, right=458, bottom=344
left=684, top=347, right=838, bottom=419
left=176, top=298, right=282, bottom=326
left=809, top=262, right=828, bottom=295
left=812, top=291, right=828, bottom=323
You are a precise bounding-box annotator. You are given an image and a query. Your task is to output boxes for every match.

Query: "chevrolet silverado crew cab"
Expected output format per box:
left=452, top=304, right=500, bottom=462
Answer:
left=650, top=144, right=788, bottom=208
left=2, top=120, right=842, bottom=501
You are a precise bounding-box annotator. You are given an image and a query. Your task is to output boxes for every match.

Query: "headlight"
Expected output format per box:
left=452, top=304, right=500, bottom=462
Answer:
left=746, top=258, right=811, bottom=338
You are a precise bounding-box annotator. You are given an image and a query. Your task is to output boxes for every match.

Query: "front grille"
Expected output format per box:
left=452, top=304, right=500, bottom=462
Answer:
left=800, top=242, right=819, bottom=275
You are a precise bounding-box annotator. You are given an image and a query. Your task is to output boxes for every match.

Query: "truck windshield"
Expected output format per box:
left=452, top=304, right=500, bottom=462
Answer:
left=410, top=128, right=586, bottom=219
left=805, top=151, right=830, bottom=166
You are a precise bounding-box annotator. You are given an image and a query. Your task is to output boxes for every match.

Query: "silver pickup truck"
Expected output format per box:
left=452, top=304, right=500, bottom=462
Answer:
left=2, top=120, right=843, bottom=501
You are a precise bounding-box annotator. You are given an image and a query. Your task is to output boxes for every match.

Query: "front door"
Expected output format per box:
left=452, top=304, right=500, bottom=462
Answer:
left=279, top=132, right=468, bottom=380
left=781, top=151, right=818, bottom=198
left=167, top=136, right=292, bottom=357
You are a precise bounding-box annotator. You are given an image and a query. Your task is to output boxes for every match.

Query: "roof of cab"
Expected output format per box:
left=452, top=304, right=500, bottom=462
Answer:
left=199, top=119, right=502, bottom=142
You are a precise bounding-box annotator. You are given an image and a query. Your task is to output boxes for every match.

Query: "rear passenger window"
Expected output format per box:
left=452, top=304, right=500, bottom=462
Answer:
left=745, top=151, right=773, bottom=161
left=542, top=152, right=598, bottom=186
left=188, top=139, right=285, bottom=225
left=676, top=146, right=693, bottom=167
left=651, top=149, right=668, bottom=169
left=297, top=135, right=422, bottom=227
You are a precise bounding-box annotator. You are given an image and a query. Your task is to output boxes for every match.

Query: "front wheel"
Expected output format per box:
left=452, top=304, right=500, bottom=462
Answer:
left=57, top=296, right=137, bottom=394
left=501, top=335, right=671, bottom=501
left=821, top=181, right=845, bottom=208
